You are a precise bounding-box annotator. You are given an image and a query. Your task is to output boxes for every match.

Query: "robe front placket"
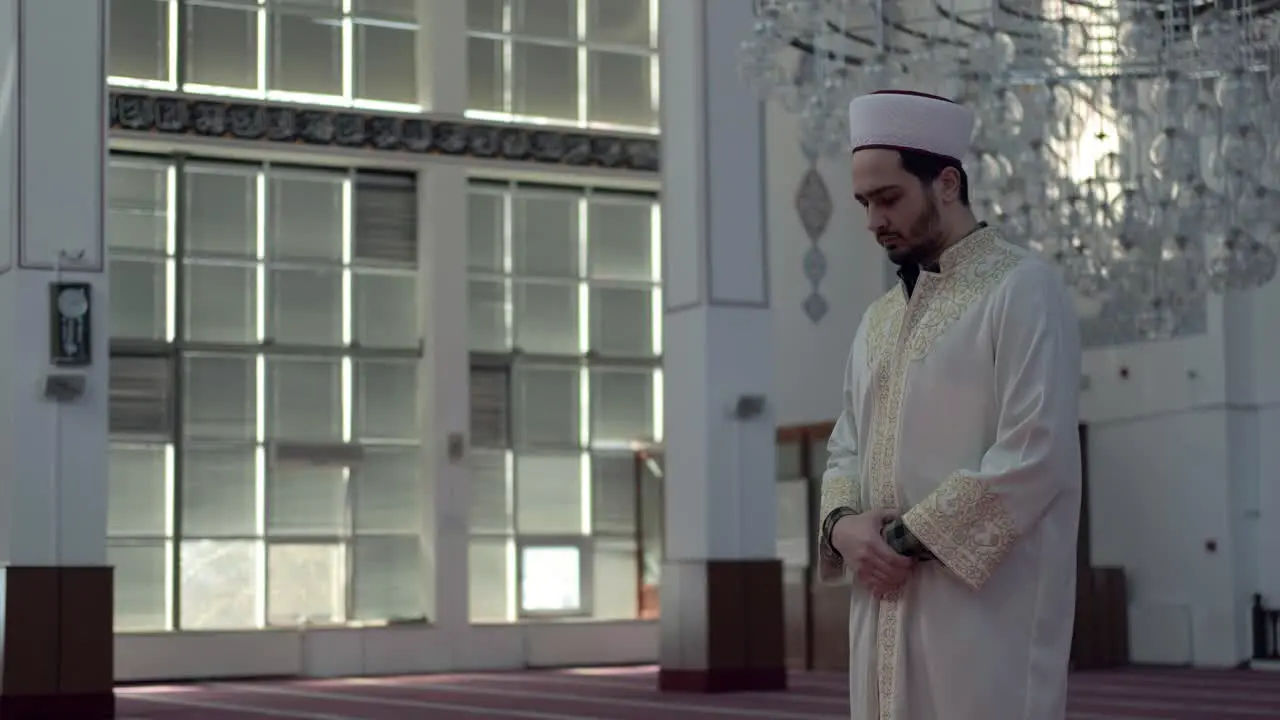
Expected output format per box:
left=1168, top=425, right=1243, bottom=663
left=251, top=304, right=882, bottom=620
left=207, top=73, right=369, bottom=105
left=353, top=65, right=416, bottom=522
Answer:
left=864, top=270, right=937, bottom=720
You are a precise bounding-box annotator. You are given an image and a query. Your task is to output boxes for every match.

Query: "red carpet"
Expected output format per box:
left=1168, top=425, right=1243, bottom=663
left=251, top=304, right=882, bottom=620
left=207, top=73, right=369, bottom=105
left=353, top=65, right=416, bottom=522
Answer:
left=116, top=665, right=1280, bottom=718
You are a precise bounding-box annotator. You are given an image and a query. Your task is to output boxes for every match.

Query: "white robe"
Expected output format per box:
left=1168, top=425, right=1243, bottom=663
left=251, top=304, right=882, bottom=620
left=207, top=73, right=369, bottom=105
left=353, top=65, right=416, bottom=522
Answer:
left=817, top=226, right=1082, bottom=720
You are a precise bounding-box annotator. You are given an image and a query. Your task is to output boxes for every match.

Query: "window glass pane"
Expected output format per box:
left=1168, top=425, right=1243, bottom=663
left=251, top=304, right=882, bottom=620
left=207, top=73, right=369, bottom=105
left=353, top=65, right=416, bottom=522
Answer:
left=181, top=444, right=257, bottom=537
left=469, top=367, right=509, bottom=448
left=110, top=540, right=170, bottom=632
left=777, top=478, right=810, bottom=567
left=588, top=198, right=652, bottom=281
left=110, top=258, right=166, bottom=341
left=354, top=271, right=420, bottom=349
left=511, top=42, right=577, bottom=121
left=586, top=0, right=651, bottom=46
left=593, top=537, right=638, bottom=620
left=269, top=172, right=343, bottom=261
left=588, top=51, right=654, bottom=127
left=513, top=0, right=575, bottom=38
left=267, top=543, right=345, bottom=626
left=271, top=8, right=343, bottom=96
left=108, top=160, right=169, bottom=253
left=591, top=286, right=653, bottom=356
left=185, top=165, right=256, bottom=258
left=591, top=368, right=653, bottom=444
left=110, top=356, right=174, bottom=437
left=470, top=449, right=511, bottom=534
left=184, top=354, right=256, bottom=440
left=352, top=535, right=424, bottom=620
left=513, top=194, right=578, bottom=277
left=267, top=464, right=347, bottom=536
left=467, top=0, right=504, bottom=31
left=639, top=454, right=663, bottom=586
left=180, top=539, right=262, bottom=629
left=469, top=191, right=504, bottom=273
left=269, top=267, right=343, bottom=346
left=514, top=281, right=577, bottom=354
left=469, top=279, right=510, bottom=351
left=109, top=443, right=169, bottom=537
left=354, top=359, right=419, bottom=442
left=353, top=0, right=417, bottom=21
left=467, top=37, right=504, bottom=113
left=591, top=451, right=634, bottom=534
left=355, top=23, right=417, bottom=105
left=269, top=357, right=342, bottom=442
left=520, top=544, right=581, bottom=613
left=515, top=453, right=581, bottom=534
left=185, top=3, right=260, bottom=89
left=353, top=174, right=417, bottom=265
left=513, top=366, right=579, bottom=448
left=468, top=537, right=510, bottom=622
left=183, top=261, right=258, bottom=344
left=353, top=447, right=421, bottom=533
left=109, top=0, right=170, bottom=82
left=777, top=439, right=802, bottom=479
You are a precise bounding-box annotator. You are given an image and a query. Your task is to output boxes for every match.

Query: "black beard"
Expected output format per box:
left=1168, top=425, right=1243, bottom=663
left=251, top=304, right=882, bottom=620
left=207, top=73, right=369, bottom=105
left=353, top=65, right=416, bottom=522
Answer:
left=886, top=200, right=944, bottom=267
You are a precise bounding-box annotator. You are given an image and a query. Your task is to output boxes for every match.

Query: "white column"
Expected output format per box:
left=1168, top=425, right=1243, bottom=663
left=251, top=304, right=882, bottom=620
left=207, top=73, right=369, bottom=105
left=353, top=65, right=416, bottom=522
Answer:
left=0, top=0, right=109, bottom=569
left=657, top=0, right=783, bottom=692
left=0, top=0, right=113, bottom=710
left=416, top=0, right=471, bottom=636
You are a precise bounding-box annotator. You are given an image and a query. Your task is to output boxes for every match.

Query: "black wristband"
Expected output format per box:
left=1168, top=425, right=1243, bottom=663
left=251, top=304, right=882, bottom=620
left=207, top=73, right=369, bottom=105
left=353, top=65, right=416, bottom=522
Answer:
left=882, top=518, right=934, bottom=561
left=821, top=506, right=859, bottom=560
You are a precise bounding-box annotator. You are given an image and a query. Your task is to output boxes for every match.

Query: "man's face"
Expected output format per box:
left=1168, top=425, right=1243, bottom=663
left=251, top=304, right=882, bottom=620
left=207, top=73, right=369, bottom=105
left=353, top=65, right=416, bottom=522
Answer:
left=851, top=149, right=944, bottom=267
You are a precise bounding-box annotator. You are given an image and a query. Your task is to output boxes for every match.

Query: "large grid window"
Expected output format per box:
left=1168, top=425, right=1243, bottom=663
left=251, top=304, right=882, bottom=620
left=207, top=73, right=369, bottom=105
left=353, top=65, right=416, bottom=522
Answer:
left=108, top=0, right=419, bottom=110
left=466, top=0, right=659, bottom=132
left=466, top=179, right=662, bottom=622
left=107, top=153, right=425, bottom=632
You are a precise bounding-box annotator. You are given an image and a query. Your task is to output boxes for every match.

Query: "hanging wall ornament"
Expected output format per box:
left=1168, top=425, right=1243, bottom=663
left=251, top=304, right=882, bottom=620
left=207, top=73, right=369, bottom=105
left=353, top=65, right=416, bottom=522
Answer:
left=795, top=160, right=832, bottom=324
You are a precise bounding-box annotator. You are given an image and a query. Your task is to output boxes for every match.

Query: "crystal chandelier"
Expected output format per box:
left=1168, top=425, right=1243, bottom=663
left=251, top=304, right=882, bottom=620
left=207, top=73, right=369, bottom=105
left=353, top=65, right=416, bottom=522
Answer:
left=739, top=0, right=1280, bottom=343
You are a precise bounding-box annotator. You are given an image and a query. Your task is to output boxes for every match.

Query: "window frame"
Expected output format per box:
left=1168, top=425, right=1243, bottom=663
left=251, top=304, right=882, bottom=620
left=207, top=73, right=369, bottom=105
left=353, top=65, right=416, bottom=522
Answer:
left=107, top=150, right=426, bottom=632
left=107, top=0, right=422, bottom=112
left=465, top=176, right=662, bottom=623
left=464, top=0, right=661, bottom=133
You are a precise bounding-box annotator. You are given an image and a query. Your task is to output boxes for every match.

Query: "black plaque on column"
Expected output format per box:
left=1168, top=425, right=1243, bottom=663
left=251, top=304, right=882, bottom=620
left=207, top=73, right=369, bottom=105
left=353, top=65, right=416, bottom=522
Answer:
left=50, top=282, right=92, bottom=367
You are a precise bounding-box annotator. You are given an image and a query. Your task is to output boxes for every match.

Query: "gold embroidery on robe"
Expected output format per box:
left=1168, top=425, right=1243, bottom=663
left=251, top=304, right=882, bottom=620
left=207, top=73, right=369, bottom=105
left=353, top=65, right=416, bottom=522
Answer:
left=864, top=291, right=904, bottom=369
left=902, top=472, right=1019, bottom=591
left=860, top=226, right=1025, bottom=719
left=906, top=231, right=1022, bottom=360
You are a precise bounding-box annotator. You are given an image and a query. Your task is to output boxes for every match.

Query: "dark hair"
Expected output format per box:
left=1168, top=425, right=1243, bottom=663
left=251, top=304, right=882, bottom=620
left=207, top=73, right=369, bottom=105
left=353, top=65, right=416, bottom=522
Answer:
left=898, top=149, right=970, bottom=207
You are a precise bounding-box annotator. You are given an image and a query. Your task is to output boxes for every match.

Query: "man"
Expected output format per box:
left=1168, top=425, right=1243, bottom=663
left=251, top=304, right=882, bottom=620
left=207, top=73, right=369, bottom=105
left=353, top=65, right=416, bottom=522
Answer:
left=817, top=90, right=1082, bottom=719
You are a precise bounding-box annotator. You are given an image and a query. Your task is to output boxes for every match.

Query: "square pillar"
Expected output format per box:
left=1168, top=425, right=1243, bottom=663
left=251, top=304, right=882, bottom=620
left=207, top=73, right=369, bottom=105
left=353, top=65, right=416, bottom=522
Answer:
left=0, top=1, right=113, bottom=717
left=656, top=0, right=784, bottom=693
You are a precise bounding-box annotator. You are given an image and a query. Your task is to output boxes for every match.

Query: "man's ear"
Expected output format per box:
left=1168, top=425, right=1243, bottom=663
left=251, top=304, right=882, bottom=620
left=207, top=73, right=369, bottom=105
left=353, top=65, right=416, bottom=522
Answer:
left=936, top=166, right=962, bottom=203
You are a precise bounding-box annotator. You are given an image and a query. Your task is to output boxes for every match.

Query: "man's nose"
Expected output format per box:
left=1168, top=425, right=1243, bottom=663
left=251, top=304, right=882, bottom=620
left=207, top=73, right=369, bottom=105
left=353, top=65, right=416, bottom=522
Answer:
left=867, top=211, right=887, bottom=234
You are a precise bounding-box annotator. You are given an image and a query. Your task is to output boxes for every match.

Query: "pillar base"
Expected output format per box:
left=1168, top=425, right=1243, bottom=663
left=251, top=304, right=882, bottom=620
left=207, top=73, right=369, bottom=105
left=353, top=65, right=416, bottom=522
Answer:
left=0, top=567, right=114, bottom=719
left=658, top=559, right=787, bottom=694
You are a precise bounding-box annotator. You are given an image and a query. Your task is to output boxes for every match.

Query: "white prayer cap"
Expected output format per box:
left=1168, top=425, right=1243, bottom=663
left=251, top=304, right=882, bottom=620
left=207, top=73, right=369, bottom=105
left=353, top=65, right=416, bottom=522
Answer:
left=847, top=90, right=975, bottom=163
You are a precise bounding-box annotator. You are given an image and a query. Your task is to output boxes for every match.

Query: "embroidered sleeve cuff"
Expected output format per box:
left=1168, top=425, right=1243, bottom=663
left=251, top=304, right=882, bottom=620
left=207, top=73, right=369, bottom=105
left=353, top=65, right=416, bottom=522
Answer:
left=901, top=472, right=1018, bottom=590
left=817, top=476, right=861, bottom=585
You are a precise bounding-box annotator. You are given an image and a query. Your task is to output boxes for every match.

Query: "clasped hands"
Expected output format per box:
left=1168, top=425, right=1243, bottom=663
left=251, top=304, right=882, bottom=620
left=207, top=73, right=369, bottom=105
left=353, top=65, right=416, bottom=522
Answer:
left=830, top=509, right=913, bottom=599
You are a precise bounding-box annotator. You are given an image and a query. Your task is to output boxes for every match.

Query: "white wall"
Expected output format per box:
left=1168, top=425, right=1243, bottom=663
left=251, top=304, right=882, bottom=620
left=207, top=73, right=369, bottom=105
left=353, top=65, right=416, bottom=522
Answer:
left=767, top=104, right=889, bottom=427
left=765, top=115, right=1275, bottom=667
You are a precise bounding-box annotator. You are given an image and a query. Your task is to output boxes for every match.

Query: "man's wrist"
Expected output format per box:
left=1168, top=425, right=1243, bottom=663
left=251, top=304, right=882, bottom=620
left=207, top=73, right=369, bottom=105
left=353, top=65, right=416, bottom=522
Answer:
left=821, top=506, right=859, bottom=559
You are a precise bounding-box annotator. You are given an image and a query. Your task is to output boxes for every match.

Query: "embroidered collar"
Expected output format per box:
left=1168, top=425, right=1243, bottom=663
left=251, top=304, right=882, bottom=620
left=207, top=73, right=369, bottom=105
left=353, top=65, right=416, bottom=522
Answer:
left=896, top=222, right=996, bottom=297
